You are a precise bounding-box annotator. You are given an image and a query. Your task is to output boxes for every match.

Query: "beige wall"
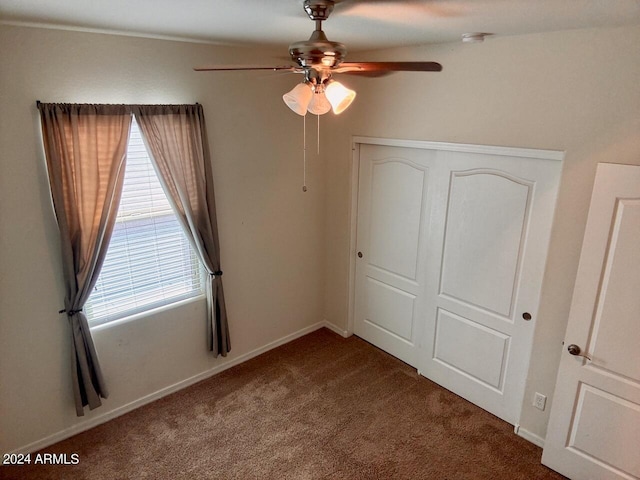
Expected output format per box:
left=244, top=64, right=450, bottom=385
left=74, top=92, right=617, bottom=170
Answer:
left=2, top=21, right=639, bottom=453
left=323, top=25, right=640, bottom=439
left=0, top=25, right=326, bottom=453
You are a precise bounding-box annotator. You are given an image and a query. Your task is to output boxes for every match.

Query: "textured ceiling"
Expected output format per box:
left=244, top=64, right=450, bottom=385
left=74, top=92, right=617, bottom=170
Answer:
left=1, top=0, right=640, bottom=51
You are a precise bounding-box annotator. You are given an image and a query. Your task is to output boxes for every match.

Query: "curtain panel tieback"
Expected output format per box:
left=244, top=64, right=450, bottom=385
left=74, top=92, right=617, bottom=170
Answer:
left=210, top=270, right=223, bottom=277
left=59, top=308, right=84, bottom=316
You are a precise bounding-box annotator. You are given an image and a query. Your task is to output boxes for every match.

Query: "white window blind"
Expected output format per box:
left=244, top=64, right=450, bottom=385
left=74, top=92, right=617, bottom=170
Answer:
left=86, top=118, right=203, bottom=325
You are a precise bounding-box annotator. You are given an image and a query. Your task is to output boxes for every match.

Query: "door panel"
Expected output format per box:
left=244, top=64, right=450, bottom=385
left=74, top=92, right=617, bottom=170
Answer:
left=440, top=170, right=532, bottom=317
left=353, top=145, right=436, bottom=367
left=568, top=384, right=640, bottom=478
left=419, top=151, right=561, bottom=424
left=590, top=199, right=640, bottom=383
left=433, top=308, right=509, bottom=390
left=364, top=277, right=416, bottom=341
left=543, top=163, right=640, bottom=480
left=368, top=161, right=425, bottom=280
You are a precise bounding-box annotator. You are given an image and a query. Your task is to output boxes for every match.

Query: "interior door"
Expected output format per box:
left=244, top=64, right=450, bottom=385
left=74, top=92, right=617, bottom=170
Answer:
left=418, top=150, right=561, bottom=424
left=542, top=163, right=640, bottom=480
left=353, top=144, right=436, bottom=367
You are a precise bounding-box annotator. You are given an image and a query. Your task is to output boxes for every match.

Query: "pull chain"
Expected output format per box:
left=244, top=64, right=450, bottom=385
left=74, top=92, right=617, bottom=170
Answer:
left=302, top=114, right=307, bottom=192
left=317, top=114, right=320, bottom=155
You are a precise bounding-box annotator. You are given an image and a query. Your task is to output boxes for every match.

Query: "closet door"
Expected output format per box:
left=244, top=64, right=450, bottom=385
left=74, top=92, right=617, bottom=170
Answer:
left=353, top=145, right=436, bottom=367
left=418, top=150, right=561, bottom=424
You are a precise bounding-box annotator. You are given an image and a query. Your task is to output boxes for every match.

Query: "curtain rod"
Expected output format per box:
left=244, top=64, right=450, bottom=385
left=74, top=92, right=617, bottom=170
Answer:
left=36, top=101, right=201, bottom=107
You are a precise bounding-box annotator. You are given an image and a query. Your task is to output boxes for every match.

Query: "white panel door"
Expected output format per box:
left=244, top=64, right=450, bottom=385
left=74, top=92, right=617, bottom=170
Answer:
left=353, top=144, right=436, bottom=367
left=542, top=163, right=640, bottom=480
left=418, top=150, right=561, bottom=424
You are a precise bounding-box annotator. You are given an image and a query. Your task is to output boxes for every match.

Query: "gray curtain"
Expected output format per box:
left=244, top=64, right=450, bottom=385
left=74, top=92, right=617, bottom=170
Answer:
left=38, top=103, right=132, bottom=415
left=133, top=104, right=230, bottom=356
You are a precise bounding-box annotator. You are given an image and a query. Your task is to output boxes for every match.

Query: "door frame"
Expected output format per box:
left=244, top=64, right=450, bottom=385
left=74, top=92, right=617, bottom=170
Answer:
left=346, top=136, right=564, bottom=421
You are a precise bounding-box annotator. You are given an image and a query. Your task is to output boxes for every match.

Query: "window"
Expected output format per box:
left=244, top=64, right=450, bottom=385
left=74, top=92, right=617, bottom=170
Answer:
left=86, top=118, right=204, bottom=325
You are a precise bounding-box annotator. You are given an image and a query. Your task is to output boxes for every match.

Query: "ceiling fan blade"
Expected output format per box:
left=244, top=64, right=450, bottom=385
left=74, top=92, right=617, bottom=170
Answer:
left=334, top=62, right=442, bottom=75
left=194, top=65, right=298, bottom=72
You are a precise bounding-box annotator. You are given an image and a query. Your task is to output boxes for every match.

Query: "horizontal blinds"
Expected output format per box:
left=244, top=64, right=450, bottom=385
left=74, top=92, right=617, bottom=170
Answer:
left=86, top=119, right=203, bottom=325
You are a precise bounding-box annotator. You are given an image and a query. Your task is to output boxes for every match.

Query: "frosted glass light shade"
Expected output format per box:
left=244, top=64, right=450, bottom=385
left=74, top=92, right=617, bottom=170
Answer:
left=283, top=83, right=313, bottom=116
left=325, top=81, right=356, bottom=114
left=307, top=91, right=332, bottom=115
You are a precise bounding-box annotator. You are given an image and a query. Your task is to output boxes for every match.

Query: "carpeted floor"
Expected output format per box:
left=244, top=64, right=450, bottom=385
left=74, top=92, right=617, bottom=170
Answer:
left=2, top=328, right=566, bottom=479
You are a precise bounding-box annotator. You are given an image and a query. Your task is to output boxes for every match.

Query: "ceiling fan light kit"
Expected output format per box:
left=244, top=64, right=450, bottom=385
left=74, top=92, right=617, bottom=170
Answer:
left=284, top=78, right=355, bottom=116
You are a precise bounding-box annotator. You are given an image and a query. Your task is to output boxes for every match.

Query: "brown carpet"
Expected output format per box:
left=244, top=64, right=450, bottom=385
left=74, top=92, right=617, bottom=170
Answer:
left=2, top=328, right=565, bottom=480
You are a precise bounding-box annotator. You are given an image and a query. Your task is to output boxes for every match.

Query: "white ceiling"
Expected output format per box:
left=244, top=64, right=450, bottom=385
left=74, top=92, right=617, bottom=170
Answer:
left=1, top=0, right=640, bottom=51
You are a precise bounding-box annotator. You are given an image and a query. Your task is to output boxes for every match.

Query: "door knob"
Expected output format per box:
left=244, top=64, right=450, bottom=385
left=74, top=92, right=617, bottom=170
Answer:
left=567, top=344, right=592, bottom=361
left=357, top=251, right=363, bottom=258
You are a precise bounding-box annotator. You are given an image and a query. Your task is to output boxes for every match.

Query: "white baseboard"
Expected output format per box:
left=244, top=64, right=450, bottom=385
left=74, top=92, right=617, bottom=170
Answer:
left=11, top=321, right=328, bottom=455
left=323, top=319, right=350, bottom=338
left=514, top=424, right=545, bottom=448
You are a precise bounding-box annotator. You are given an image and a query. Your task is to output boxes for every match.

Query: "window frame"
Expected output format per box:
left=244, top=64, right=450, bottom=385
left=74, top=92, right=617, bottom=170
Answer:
left=85, top=118, right=205, bottom=327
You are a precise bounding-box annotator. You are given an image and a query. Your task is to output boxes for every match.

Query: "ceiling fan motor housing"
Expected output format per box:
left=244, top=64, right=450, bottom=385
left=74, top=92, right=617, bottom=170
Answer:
left=289, top=29, right=347, bottom=69
left=290, top=1, right=345, bottom=70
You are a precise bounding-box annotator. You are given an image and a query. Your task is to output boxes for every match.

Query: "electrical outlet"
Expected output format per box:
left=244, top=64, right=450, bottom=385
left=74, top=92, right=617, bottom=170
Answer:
left=533, top=392, right=547, bottom=411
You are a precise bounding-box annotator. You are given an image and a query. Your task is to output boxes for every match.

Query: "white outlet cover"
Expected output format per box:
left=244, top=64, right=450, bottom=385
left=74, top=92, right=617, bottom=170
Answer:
left=533, top=392, right=547, bottom=410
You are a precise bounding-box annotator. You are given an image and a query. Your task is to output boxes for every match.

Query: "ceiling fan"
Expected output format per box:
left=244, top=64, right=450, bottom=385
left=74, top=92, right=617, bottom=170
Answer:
left=195, top=0, right=442, bottom=116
